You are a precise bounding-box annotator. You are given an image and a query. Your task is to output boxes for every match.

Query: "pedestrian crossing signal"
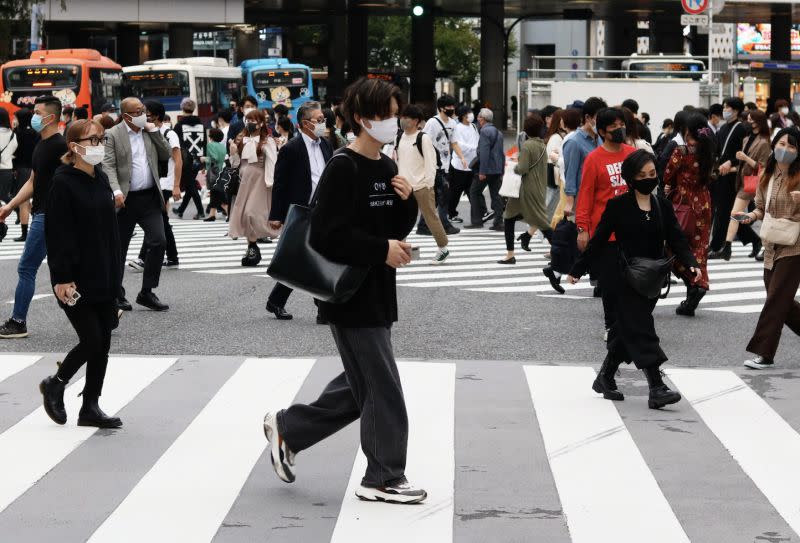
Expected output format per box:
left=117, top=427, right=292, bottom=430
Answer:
left=412, top=4, right=424, bottom=16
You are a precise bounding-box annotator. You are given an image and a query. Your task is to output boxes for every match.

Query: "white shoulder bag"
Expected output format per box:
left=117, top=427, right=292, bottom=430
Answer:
left=760, top=175, right=800, bottom=246
left=500, top=144, right=545, bottom=198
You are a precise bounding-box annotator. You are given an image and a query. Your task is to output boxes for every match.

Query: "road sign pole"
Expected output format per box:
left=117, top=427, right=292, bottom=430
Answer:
left=708, top=0, right=713, bottom=89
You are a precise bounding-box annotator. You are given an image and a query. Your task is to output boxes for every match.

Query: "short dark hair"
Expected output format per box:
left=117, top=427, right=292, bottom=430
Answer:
left=723, top=97, right=745, bottom=114
left=14, top=108, right=32, bottom=129
left=540, top=105, right=559, bottom=119
left=437, top=94, right=456, bottom=110
left=0, top=108, right=10, bottom=129
left=620, top=149, right=656, bottom=186
left=401, top=104, right=426, bottom=123
left=596, top=107, right=625, bottom=134
left=582, top=96, right=607, bottom=121
left=641, top=112, right=650, bottom=125
left=144, top=100, right=165, bottom=121
left=273, top=104, right=289, bottom=116
left=208, top=128, right=224, bottom=142
left=523, top=113, right=544, bottom=139
left=709, top=103, right=723, bottom=117
left=73, top=107, right=88, bottom=120
left=217, top=108, right=232, bottom=123
left=242, top=95, right=259, bottom=108
left=341, top=77, right=403, bottom=137
left=35, top=95, right=62, bottom=118
left=621, top=99, right=639, bottom=113
left=745, top=101, right=759, bottom=111
left=662, top=118, right=674, bottom=129
left=455, top=104, right=472, bottom=122
left=277, top=116, right=294, bottom=137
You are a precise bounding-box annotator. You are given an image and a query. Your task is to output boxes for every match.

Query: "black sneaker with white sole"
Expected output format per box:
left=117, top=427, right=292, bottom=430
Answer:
left=127, top=259, right=145, bottom=273
left=0, top=318, right=28, bottom=339
left=744, top=356, right=775, bottom=370
left=355, top=479, right=427, bottom=504
left=263, top=411, right=296, bottom=483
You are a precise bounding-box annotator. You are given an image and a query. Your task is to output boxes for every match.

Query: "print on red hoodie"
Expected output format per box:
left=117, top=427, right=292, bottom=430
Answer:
left=575, top=144, right=635, bottom=237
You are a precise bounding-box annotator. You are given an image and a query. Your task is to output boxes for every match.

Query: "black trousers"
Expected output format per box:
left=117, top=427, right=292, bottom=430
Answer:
left=118, top=188, right=166, bottom=296
left=709, top=174, right=737, bottom=251
left=279, top=325, right=408, bottom=487
left=268, top=282, right=322, bottom=316
left=139, top=190, right=178, bottom=262
left=177, top=172, right=203, bottom=216
left=469, top=173, right=504, bottom=226
left=56, top=300, right=115, bottom=397
left=449, top=168, right=474, bottom=216
left=598, top=247, right=667, bottom=369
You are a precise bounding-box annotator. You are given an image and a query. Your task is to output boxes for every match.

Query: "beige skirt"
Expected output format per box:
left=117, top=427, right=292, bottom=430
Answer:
left=228, top=158, right=281, bottom=240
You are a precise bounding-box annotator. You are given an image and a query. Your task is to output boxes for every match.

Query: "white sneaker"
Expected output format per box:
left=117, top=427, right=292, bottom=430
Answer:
left=126, top=259, right=145, bottom=273
left=263, top=412, right=296, bottom=483
left=355, top=479, right=427, bottom=504
left=430, top=247, right=450, bottom=265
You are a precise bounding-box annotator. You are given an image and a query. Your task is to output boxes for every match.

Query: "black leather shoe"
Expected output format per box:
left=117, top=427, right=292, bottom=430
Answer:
left=39, top=375, right=67, bottom=425
left=708, top=242, right=732, bottom=261
left=444, top=224, right=461, bottom=235
left=542, top=266, right=565, bottom=294
left=136, top=291, right=169, bottom=311
left=266, top=301, right=293, bottom=320
left=749, top=239, right=762, bottom=259
left=316, top=314, right=329, bottom=325
left=78, top=395, right=122, bottom=428
left=463, top=223, right=483, bottom=229
left=489, top=224, right=504, bottom=232
left=675, top=300, right=695, bottom=317
left=518, top=232, right=532, bottom=251
left=592, top=356, right=624, bottom=401
left=755, top=249, right=765, bottom=262
left=497, top=257, right=516, bottom=265
left=416, top=226, right=433, bottom=236
left=241, top=246, right=262, bottom=267
left=648, top=385, right=682, bottom=410
left=676, top=286, right=707, bottom=317
left=117, top=297, right=133, bottom=312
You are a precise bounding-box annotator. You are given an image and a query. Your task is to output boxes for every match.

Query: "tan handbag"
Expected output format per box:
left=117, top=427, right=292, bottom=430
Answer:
left=760, top=176, right=800, bottom=246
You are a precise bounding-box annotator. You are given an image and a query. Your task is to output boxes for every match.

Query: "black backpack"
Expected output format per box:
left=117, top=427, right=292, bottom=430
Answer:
left=394, top=131, right=441, bottom=169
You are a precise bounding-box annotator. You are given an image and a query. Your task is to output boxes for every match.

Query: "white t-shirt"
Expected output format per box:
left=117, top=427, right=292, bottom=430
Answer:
left=450, top=122, right=479, bottom=172
left=160, top=125, right=181, bottom=191
left=423, top=115, right=457, bottom=171
left=396, top=131, right=437, bottom=190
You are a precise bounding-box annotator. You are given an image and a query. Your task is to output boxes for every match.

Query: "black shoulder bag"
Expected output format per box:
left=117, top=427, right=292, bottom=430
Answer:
left=620, top=196, right=675, bottom=299
left=266, top=153, right=369, bottom=304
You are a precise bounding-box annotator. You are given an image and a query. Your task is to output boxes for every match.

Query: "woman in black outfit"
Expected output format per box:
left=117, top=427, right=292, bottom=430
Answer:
left=39, top=119, right=123, bottom=428
left=12, top=108, right=39, bottom=241
left=568, top=150, right=703, bottom=409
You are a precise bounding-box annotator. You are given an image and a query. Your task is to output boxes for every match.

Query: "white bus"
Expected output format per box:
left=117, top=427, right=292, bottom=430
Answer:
left=122, top=57, right=241, bottom=125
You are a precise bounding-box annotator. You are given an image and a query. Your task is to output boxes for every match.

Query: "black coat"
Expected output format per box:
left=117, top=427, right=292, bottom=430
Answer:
left=269, top=133, right=333, bottom=222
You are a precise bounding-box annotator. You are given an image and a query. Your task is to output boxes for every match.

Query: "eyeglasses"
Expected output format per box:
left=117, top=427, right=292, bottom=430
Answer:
left=77, top=136, right=103, bottom=146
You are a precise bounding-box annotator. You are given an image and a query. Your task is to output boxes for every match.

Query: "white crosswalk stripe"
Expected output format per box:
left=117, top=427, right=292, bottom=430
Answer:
left=2, top=355, right=800, bottom=541
left=2, top=220, right=796, bottom=314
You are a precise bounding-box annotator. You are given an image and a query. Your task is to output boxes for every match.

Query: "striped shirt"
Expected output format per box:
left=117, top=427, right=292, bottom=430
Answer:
left=754, top=173, right=800, bottom=269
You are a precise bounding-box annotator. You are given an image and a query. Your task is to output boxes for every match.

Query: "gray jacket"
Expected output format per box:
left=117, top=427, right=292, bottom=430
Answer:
left=103, top=121, right=171, bottom=199
left=478, top=122, right=505, bottom=176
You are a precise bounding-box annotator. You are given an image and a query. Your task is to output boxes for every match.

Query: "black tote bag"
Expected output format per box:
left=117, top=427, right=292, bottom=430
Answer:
left=267, top=153, right=369, bottom=304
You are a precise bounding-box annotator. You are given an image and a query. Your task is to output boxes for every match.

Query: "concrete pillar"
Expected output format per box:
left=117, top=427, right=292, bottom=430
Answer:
left=770, top=4, right=792, bottom=102
left=67, top=29, right=90, bottom=49
left=411, top=11, right=435, bottom=112
left=234, top=29, right=259, bottom=66
left=168, top=25, right=194, bottom=58
left=327, top=6, right=347, bottom=100
left=651, top=13, right=684, bottom=55
left=147, top=34, right=165, bottom=60
left=117, top=27, right=140, bottom=66
left=347, top=8, right=368, bottom=82
left=480, top=0, right=504, bottom=127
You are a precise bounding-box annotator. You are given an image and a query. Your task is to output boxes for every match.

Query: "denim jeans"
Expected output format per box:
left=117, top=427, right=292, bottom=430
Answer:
left=12, top=213, right=46, bottom=322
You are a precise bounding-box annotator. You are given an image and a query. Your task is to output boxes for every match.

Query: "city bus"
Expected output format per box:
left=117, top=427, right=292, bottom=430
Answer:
left=0, top=48, right=122, bottom=117
left=122, top=57, right=241, bottom=125
left=240, top=59, right=314, bottom=111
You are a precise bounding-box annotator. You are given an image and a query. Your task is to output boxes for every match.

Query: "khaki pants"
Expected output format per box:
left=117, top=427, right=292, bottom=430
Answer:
left=414, top=187, right=448, bottom=248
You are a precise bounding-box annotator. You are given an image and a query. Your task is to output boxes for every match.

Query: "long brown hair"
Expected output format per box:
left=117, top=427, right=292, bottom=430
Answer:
left=61, top=119, right=104, bottom=165
left=761, top=127, right=800, bottom=191
left=235, top=109, right=272, bottom=157
left=748, top=109, right=770, bottom=140
left=544, top=109, right=565, bottom=143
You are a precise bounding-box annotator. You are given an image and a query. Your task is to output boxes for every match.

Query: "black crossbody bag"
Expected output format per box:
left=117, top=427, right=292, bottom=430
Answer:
left=267, top=153, right=369, bottom=304
left=620, top=195, right=675, bottom=299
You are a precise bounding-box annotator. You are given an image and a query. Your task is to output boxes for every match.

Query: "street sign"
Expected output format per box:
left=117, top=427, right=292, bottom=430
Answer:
left=681, top=14, right=709, bottom=26
left=681, top=0, right=709, bottom=15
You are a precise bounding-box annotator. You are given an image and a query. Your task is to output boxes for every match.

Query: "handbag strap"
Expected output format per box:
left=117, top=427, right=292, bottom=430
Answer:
left=309, top=151, right=360, bottom=207
left=764, top=174, right=776, bottom=215
left=719, top=121, right=741, bottom=161
left=0, top=133, right=15, bottom=160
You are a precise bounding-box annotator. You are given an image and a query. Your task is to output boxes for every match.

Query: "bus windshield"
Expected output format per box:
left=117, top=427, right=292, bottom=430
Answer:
left=123, top=70, right=190, bottom=98
left=4, top=64, right=80, bottom=90
left=625, top=61, right=704, bottom=79
left=252, top=69, right=310, bottom=101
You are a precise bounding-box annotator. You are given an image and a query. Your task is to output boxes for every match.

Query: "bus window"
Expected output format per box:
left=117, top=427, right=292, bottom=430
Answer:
left=90, top=69, right=122, bottom=113
left=122, top=70, right=190, bottom=113
left=251, top=69, right=311, bottom=107
left=624, top=61, right=704, bottom=80
left=218, top=79, right=240, bottom=110
left=5, top=65, right=81, bottom=90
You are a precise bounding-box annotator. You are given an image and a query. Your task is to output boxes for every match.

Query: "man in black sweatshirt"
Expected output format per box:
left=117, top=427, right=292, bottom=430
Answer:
left=263, top=77, right=428, bottom=505
left=173, top=98, right=207, bottom=219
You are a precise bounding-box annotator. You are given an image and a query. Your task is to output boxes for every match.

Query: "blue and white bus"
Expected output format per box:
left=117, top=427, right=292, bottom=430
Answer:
left=240, top=58, right=314, bottom=111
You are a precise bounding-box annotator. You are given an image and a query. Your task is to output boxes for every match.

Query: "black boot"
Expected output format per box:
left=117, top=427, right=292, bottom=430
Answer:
left=77, top=394, right=122, bottom=428
left=675, top=286, right=707, bottom=317
left=644, top=366, right=681, bottom=410
left=241, top=243, right=262, bottom=267
left=517, top=232, right=533, bottom=252
left=748, top=238, right=762, bottom=259
left=592, top=355, right=624, bottom=401
left=39, top=375, right=67, bottom=425
left=708, top=241, right=732, bottom=261
left=14, top=223, right=28, bottom=243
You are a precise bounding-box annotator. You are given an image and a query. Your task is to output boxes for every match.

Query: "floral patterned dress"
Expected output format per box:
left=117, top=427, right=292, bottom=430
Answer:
left=664, top=145, right=712, bottom=290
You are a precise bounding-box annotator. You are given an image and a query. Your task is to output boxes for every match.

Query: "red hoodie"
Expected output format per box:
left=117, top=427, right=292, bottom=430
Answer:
left=575, top=144, right=635, bottom=237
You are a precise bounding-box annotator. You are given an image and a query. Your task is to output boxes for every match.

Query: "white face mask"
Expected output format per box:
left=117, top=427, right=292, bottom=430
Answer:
left=126, top=113, right=147, bottom=129
left=311, top=121, right=327, bottom=139
left=242, top=107, right=256, bottom=117
left=211, top=120, right=218, bottom=129
left=346, top=132, right=356, bottom=143
left=781, top=107, right=790, bottom=115
left=467, top=113, right=475, bottom=123
left=360, top=117, right=398, bottom=144
left=77, top=144, right=105, bottom=166
left=162, top=122, right=171, bottom=130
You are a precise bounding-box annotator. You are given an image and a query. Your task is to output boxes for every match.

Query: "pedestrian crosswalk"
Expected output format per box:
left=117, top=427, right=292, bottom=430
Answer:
left=2, top=219, right=796, bottom=315
left=1, top=353, right=799, bottom=542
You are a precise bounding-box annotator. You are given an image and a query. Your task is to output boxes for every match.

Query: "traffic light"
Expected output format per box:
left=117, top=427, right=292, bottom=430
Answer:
left=412, top=3, right=424, bottom=16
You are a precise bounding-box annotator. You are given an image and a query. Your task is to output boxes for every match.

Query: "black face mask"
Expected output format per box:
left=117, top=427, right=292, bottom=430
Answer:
left=609, top=127, right=626, bottom=144
left=247, top=122, right=258, bottom=134
left=444, top=109, right=455, bottom=117
left=632, top=176, right=659, bottom=195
